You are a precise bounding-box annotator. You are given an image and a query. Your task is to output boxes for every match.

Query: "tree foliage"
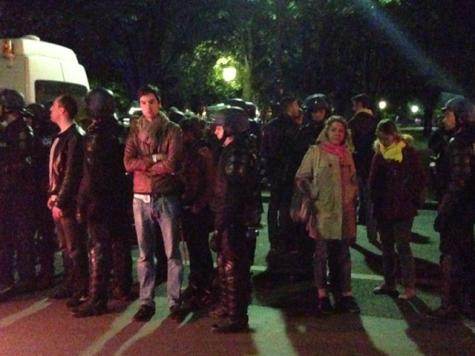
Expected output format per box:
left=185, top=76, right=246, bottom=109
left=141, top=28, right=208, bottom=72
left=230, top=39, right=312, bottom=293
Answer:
left=1, top=0, right=473, bottom=112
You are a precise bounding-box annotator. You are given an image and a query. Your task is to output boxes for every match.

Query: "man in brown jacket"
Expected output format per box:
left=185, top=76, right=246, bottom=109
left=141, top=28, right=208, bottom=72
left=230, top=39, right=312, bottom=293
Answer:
left=124, top=85, right=184, bottom=322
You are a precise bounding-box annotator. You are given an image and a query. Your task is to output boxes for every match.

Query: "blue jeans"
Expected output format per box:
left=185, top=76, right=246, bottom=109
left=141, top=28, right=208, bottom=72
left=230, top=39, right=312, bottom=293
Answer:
left=133, top=195, right=183, bottom=308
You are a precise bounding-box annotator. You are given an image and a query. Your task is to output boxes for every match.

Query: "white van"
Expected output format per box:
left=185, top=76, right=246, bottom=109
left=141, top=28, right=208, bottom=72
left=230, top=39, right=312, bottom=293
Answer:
left=0, top=35, right=90, bottom=105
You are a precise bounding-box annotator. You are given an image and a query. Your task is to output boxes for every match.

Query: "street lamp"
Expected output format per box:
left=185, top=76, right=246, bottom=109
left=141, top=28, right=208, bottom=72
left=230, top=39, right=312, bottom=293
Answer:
left=378, top=100, right=388, bottom=110
left=222, top=66, right=237, bottom=82
left=410, top=104, right=420, bottom=114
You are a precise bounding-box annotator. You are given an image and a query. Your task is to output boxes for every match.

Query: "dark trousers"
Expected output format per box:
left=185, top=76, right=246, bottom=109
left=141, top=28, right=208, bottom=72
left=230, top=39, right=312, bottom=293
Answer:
left=440, top=221, right=475, bottom=306
left=313, top=239, right=352, bottom=295
left=217, top=226, right=252, bottom=321
left=0, top=193, right=36, bottom=286
left=35, top=200, right=56, bottom=281
left=379, top=219, right=415, bottom=289
left=55, top=214, right=89, bottom=296
left=110, top=221, right=133, bottom=295
left=86, top=218, right=112, bottom=302
left=357, top=176, right=377, bottom=242
left=183, top=209, right=213, bottom=289
left=267, top=185, right=295, bottom=251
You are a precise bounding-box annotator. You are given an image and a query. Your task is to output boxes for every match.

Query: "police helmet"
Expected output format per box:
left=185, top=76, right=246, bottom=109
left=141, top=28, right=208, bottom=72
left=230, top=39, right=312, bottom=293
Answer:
left=212, top=106, right=250, bottom=136
left=303, top=93, right=331, bottom=113
left=85, top=87, right=115, bottom=118
left=25, top=103, right=49, bottom=122
left=0, top=89, right=25, bottom=112
left=442, top=96, right=475, bottom=125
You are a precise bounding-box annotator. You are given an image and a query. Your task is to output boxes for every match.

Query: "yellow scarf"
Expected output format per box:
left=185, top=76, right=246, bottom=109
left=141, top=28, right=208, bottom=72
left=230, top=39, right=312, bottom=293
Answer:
left=379, top=141, right=406, bottom=162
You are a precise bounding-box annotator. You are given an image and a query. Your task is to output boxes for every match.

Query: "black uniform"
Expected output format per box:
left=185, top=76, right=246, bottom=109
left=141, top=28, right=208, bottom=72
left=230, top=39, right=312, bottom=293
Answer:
left=0, top=117, right=36, bottom=291
left=32, top=118, right=58, bottom=287
left=76, top=117, right=131, bottom=314
left=435, top=125, right=475, bottom=316
left=212, top=133, right=261, bottom=329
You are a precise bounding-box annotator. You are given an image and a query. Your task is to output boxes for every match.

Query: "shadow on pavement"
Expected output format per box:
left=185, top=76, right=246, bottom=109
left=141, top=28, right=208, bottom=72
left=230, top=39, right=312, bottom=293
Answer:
left=253, top=273, right=387, bottom=355
left=395, top=298, right=475, bottom=354
left=352, top=243, right=441, bottom=291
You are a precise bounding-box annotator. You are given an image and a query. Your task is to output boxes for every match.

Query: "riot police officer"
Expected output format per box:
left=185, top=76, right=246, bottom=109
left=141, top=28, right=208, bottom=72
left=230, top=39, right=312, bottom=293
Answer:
left=433, top=96, right=475, bottom=320
left=209, top=106, right=261, bottom=332
left=73, top=88, right=132, bottom=317
left=27, top=103, right=58, bottom=290
left=0, top=89, right=36, bottom=297
left=302, top=93, right=332, bottom=143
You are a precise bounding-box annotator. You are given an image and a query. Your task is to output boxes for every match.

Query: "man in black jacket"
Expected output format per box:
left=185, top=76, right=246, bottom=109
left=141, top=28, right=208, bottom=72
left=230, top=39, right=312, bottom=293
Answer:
left=433, top=96, right=475, bottom=320
left=48, top=94, right=88, bottom=306
left=209, top=106, right=261, bottom=333
left=348, top=94, right=378, bottom=244
left=73, top=88, right=131, bottom=317
left=0, top=89, right=36, bottom=298
left=261, top=96, right=303, bottom=256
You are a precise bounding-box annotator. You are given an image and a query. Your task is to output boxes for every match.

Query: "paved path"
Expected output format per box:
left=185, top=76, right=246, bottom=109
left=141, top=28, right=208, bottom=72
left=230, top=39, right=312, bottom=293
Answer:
left=1, top=209, right=474, bottom=355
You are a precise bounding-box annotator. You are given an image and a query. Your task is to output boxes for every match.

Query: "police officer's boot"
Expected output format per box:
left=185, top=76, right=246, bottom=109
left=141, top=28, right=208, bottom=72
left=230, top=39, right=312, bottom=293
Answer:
left=209, top=255, right=228, bottom=319
left=73, top=238, right=109, bottom=317
left=212, top=260, right=249, bottom=333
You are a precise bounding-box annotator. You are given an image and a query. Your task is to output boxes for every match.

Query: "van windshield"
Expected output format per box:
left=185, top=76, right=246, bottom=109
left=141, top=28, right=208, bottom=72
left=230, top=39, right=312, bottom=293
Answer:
left=35, top=80, right=88, bottom=106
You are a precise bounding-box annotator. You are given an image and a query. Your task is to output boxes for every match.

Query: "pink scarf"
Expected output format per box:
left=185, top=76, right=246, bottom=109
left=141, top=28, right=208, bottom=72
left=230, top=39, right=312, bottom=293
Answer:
left=320, top=141, right=348, bottom=162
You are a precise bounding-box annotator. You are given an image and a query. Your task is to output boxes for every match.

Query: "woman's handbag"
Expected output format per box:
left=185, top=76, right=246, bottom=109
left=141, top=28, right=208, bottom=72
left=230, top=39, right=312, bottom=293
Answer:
left=290, top=188, right=312, bottom=223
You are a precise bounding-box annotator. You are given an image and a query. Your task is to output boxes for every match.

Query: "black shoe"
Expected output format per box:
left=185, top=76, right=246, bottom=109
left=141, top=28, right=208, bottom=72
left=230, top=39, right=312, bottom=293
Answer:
left=373, top=284, right=399, bottom=298
left=212, top=318, right=249, bottom=333
left=0, top=283, right=14, bottom=302
left=209, top=304, right=228, bottom=319
left=52, top=286, right=72, bottom=300
left=133, top=304, right=155, bottom=322
left=430, top=305, right=460, bottom=321
left=66, top=295, right=87, bottom=309
left=73, top=299, right=108, bottom=318
left=335, top=296, right=360, bottom=314
left=316, top=297, right=333, bottom=315
left=15, top=280, right=37, bottom=295
left=169, top=304, right=184, bottom=320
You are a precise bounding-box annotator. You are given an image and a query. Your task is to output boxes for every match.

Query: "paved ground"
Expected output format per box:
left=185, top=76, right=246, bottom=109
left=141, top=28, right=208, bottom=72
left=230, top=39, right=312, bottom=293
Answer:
left=0, top=207, right=474, bottom=356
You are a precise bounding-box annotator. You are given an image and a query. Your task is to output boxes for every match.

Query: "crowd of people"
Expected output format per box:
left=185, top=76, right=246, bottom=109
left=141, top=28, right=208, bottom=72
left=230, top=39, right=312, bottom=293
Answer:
left=0, top=85, right=473, bottom=333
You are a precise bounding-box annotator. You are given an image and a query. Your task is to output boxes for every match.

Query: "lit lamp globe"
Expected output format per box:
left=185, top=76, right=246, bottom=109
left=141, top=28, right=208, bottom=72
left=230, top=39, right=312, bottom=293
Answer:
left=378, top=100, right=388, bottom=110
left=222, top=66, right=237, bottom=82
left=410, top=105, right=420, bottom=114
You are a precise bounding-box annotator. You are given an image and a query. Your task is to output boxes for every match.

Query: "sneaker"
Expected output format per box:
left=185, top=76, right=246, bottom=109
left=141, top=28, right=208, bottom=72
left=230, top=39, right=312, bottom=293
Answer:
left=373, top=284, right=399, bottom=298
left=335, top=296, right=360, bottom=314
left=133, top=304, right=155, bottom=322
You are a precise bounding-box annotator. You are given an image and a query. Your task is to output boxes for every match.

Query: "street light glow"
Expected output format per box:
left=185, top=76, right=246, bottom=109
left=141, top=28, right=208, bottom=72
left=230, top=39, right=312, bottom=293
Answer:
left=222, top=66, right=237, bottom=82
left=410, top=104, right=420, bottom=114
left=378, top=100, right=388, bottom=110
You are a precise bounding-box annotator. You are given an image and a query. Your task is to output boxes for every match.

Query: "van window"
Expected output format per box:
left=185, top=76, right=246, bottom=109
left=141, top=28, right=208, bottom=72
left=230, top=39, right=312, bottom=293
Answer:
left=35, top=80, right=87, bottom=105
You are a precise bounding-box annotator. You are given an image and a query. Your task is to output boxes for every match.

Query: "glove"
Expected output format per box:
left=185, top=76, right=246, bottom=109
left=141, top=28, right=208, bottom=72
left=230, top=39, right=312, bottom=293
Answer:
left=433, top=214, right=447, bottom=232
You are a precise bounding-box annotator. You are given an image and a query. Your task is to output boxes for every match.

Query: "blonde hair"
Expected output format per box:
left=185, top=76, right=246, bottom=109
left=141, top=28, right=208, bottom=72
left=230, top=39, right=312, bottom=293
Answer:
left=317, top=115, right=354, bottom=151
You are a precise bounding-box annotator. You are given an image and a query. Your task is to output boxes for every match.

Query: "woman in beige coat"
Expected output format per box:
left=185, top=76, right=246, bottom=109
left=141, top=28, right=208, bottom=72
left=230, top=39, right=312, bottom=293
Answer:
left=295, top=116, right=360, bottom=315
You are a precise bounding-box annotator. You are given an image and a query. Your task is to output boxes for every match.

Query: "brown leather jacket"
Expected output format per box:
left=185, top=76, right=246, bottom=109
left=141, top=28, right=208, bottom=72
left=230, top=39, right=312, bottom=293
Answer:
left=124, top=112, right=183, bottom=195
